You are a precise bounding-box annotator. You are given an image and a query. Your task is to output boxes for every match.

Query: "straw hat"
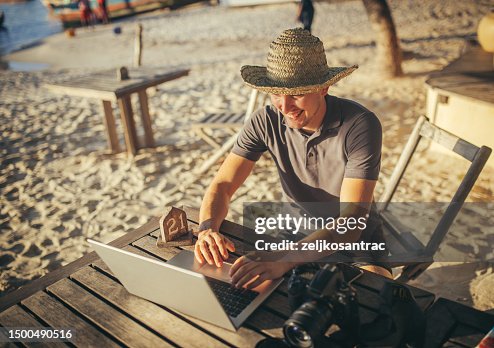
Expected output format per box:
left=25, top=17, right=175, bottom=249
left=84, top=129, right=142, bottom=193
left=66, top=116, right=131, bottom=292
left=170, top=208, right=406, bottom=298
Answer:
left=241, top=28, right=358, bottom=95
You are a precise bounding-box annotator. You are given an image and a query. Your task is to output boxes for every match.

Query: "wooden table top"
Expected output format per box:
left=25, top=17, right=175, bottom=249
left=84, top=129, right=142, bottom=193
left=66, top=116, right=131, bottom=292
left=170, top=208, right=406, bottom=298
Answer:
left=44, top=67, right=189, bottom=101
left=426, top=43, right=494, bottom=106
left=0, top=206, right=492, bottom=347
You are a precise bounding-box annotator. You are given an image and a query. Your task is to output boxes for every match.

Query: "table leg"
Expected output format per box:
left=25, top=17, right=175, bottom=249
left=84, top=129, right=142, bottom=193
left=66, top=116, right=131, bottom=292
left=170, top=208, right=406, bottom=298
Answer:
left=137, top=90, right=155, bottom=148
left=118, top=95, right=138, bottom=156
left=101, top=100, right=121, bottom=153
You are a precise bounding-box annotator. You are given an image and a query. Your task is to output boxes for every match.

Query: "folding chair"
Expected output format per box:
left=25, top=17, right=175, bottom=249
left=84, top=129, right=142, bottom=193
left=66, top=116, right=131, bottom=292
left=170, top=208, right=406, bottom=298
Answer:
left=192, top=89, right=268, bottom=148
left=378, top=115, right=491, bottom=282
left=192, top=89, right=268, bottom=175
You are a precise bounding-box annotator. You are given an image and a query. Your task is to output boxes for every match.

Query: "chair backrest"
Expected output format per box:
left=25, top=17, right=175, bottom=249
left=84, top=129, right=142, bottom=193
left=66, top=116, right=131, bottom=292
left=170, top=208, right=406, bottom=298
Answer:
left=193, top=89, right=268, bottom=176
left=243, top=89, right=268, bottom=123
left=379, top=115, right=491, bottom=255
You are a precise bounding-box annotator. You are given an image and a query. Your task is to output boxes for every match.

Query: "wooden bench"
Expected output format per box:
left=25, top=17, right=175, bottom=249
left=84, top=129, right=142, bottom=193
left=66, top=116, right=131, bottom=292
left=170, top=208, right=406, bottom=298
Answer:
left=0, top=206, right=491, bottom=347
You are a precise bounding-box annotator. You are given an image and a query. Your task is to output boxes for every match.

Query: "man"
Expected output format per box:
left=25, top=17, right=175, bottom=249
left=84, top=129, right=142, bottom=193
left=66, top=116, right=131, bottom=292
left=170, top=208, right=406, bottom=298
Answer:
left=194, top=28, right=391, bottom=289
left=297, top=0, right=314, bottom=33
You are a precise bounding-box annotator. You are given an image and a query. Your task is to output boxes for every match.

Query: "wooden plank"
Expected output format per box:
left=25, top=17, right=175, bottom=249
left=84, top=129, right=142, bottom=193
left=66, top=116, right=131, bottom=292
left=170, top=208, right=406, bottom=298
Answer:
left=425, top=145, right=491, bottom=255
left=118, top=95, right=138, bottom=156
left=244, top=310, right=284, bottom=339
left=192, top=112, right=244, bottom=127
left=194, top=128, right=222, bottom=149
left=21, top=291, right=120, bottom=347
left=47, top=278, right=173, bottom=347
left=426, top=44, right=494, bottom=104
left=44, top=83, right=117, bottom=101
left=205, top=112, right=227, bottom=124
left=133, top=236, right=182, bottom=260
left=261, top=292, right=291, bottom=318
left=70, top=266, right=230, bottom=348
left=0, top=218, right=160, bottom=313
left=44, top=69, right=189, bottom=101
left=114, top=70, right=189, bottom=98
left=379, top=116, right=425, bottom=207
left=420, top=121, right=478, bottom=161
left=430, top=81, right=494, bottom=106
left=101, top=100, right=121, bottom=153
left=0, top=305, right=67, bottom=348
left=137, top=90, right=155, bottom=148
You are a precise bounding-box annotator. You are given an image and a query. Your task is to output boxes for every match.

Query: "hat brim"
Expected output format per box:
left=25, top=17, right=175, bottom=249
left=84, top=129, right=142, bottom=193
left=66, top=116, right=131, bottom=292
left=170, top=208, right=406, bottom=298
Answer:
left=240, top=65, right=358, bottom=95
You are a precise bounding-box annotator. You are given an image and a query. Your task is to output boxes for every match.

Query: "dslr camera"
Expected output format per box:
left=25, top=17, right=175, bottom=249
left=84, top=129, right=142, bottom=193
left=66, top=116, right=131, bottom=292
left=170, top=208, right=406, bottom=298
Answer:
left=284, top=263, right=360, bottom=348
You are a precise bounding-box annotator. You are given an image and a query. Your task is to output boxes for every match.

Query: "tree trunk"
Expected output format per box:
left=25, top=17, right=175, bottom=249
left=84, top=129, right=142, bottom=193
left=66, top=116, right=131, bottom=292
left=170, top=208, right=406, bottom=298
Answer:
left=362, top=0, right=403, bottom=77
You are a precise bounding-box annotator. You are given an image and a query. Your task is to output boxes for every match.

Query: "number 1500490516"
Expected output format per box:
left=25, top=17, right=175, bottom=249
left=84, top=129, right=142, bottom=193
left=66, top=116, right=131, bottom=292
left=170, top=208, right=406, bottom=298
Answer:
left=0, top=328, right=74, bottom=342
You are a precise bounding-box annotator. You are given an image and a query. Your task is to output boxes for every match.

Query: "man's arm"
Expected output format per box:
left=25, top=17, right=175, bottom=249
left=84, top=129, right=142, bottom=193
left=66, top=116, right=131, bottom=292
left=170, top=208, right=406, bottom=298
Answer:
left=195, top=153, right=256, bottom=267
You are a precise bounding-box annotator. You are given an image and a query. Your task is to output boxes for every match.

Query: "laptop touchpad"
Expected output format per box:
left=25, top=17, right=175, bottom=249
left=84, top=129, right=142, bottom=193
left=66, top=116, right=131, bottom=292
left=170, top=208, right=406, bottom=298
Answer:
left=168, top=250, right=232, bottom=282
left=195, top=262, right=232, bottom=282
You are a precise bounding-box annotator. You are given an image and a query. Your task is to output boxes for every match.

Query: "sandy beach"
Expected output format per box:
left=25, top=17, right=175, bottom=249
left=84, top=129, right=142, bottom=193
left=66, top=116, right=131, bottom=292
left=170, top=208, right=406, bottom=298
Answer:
left=1, top=0, right=493, bottom=311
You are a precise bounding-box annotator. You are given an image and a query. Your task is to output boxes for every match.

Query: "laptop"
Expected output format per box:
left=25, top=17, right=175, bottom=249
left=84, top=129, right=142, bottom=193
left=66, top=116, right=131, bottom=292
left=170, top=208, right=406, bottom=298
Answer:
left=88, top=239, right=283, bottom=331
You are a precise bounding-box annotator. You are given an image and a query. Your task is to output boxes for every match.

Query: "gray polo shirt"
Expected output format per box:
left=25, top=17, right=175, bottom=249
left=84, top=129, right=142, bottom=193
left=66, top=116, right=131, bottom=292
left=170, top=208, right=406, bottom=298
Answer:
left=232, top=94, right=382, bottom=207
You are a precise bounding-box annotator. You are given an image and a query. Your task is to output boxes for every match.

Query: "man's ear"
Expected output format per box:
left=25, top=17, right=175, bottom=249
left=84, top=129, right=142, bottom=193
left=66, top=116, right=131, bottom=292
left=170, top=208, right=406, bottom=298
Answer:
left=319, top=87, right=329, bottom=96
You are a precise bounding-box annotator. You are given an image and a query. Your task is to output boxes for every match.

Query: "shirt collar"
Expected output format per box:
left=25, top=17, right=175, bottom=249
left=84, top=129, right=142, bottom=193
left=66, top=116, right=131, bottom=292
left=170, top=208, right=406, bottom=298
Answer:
left=320, top=95, right=342, bottom=131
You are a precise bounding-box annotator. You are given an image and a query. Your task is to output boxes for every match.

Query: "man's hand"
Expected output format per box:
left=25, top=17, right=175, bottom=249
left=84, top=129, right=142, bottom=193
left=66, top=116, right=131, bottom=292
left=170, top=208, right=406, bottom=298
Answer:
left=229, top=252, right=293, bottom=289
left=194, top=229, right=235, bottom=267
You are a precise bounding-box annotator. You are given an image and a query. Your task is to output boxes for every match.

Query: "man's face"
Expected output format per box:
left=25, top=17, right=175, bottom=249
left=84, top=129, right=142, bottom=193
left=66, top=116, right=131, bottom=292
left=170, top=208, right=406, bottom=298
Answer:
left=269, top=87, right=328, bottom=132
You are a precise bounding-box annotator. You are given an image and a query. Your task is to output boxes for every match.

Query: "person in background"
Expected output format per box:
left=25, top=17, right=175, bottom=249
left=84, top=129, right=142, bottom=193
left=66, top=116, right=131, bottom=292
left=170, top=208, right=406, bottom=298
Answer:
left=78, top=0, right=93, bottom=27
left=297, top=0, right=314, bottom=33
left=98, top=0, right=109, bottom=24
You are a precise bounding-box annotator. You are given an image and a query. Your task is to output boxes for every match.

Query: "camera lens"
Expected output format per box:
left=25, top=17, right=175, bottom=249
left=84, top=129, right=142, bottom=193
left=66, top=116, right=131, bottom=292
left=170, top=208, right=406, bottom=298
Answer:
left=284, top=324, right=313, bottom=347
left=283, top=301, right=333, bottom=348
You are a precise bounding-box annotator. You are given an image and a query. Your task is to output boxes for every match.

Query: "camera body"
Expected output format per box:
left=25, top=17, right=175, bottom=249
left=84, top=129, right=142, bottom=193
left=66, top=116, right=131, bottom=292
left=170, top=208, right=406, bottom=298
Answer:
left=284, top=264, right=359, bottom=347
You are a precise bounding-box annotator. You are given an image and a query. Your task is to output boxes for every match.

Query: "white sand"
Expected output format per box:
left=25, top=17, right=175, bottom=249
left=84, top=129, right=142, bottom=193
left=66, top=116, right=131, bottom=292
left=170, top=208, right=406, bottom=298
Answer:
left=1, top=0, right=493, bottom=309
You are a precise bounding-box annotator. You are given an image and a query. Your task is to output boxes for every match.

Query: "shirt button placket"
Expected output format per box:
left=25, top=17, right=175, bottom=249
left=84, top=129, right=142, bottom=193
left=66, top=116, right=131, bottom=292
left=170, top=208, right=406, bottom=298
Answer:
left=307, top=147, right=316, bottom=166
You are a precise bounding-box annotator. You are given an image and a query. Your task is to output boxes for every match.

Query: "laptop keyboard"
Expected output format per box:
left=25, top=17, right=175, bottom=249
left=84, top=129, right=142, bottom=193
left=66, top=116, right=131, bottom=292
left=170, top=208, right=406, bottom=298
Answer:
left=206, top=277, right=260, bottom=318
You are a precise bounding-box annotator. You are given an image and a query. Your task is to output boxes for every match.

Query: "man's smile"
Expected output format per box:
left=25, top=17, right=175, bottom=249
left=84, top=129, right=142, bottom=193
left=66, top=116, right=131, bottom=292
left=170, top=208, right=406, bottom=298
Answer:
left=286, top=110, right=304, bottom=119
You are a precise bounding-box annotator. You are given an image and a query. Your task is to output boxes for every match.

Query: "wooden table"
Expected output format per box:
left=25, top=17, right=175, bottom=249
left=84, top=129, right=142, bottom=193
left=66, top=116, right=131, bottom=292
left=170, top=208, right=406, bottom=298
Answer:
left=44, top=67, right=189, bottom=156
left=0, top=206, right=492, bottom=347
left=425, top=41, right=494, bottom=166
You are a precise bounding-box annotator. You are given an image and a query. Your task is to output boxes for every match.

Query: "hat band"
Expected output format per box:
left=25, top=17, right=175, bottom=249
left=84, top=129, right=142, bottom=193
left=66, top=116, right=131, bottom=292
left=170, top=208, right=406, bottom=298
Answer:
left=266, top=66, right=328, bottom=87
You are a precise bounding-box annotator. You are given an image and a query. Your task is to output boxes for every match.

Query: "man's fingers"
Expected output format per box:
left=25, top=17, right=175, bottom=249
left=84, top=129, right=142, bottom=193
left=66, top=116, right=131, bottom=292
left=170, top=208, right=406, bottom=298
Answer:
left=229, top=256, right=247, bottom=276
left=199, top=242, right=214, bottom=265
left=231, top=262, right=259, bottom=286
left=207, top=239, right=223, bottom=267
left=212, top=234, right=228, bottom=260
left=245, top=273, right=267, bottom=289
left=233, top=265, right=262, bottom=288
left=225, top=237, right=235, bottom=252
left=202, top=235, right=222, bottom=267
left=194, top=243, right=205, bottom=264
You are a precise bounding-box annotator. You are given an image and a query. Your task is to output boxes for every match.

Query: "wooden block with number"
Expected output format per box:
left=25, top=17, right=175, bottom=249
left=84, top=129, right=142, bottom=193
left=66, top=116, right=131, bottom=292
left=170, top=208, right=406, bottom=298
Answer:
left=157, top=207, right=193, bottom=247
